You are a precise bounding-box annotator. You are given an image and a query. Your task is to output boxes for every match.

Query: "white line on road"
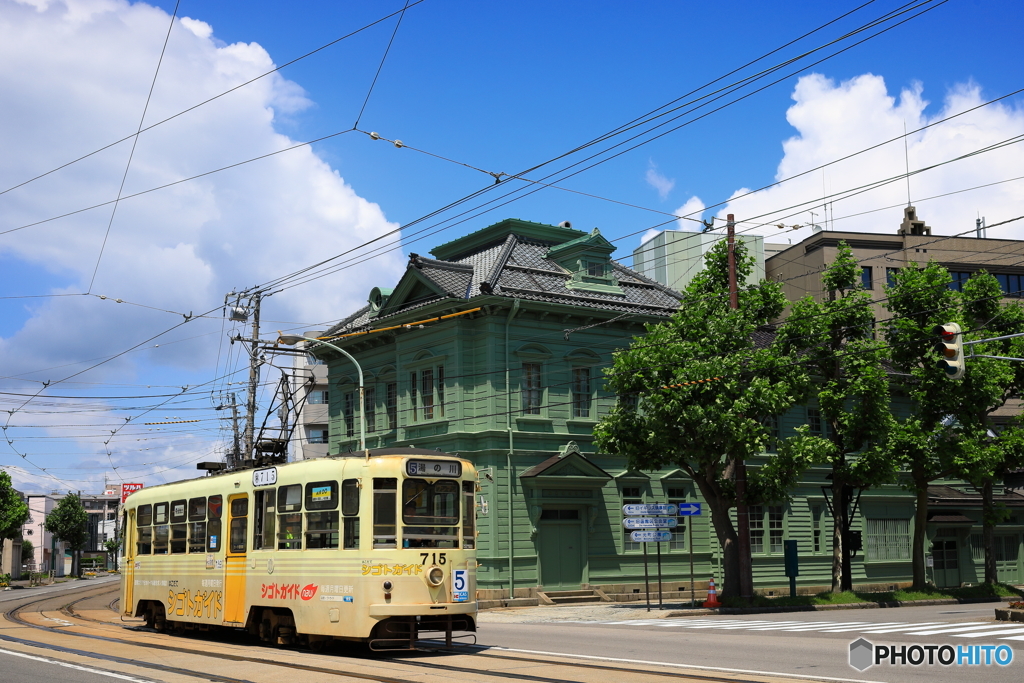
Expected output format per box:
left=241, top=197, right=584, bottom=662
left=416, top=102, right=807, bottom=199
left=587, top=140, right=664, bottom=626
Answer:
left=481, top=645, right=889, bottom=683
left=902, top=623, right=1005, bottom=635
left=958, top=627, right=1024, bottom=638
left=0, top=647, right=157, bottom=682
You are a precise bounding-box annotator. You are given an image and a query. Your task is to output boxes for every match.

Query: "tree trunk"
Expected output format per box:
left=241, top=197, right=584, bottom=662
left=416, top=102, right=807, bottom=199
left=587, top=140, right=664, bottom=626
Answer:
left=840, top=484, right=854, bottom=592
left=982, top=481, right=997, bottom=585
left=911, top=481, right=929, bottom=590
left=831, top=483, right=844, bottom=593
left=692, top=475, right=740, bottom=600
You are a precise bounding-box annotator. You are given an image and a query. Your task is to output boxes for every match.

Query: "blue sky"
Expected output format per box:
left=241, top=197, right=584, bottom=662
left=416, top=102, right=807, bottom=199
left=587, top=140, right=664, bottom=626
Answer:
left=1, top=0, right=1022, bottom=491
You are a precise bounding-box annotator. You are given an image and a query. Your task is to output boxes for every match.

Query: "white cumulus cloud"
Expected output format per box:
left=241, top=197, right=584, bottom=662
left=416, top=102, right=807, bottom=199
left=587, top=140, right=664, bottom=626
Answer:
left=0, top=0, right=406, bottom=490
left=716, top=73, right=1024, bottom=243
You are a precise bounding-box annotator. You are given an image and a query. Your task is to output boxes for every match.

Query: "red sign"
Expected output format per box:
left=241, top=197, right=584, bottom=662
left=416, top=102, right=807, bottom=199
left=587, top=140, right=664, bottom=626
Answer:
left=300, top=584, right=318, bottom=601
left=121, top=483, right=144, bottom=503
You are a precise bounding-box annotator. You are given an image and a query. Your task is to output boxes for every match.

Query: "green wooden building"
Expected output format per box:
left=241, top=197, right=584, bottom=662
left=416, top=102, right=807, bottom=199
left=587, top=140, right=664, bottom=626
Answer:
left=312, top=218, right=1024, bottom=604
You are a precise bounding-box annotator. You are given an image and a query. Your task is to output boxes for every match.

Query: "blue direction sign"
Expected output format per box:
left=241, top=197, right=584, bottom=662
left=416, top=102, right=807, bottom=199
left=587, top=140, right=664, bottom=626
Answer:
left=676, top=503, right=702, bottom=516
left=623, top=516, right=678, bottom=529
left=622, top=503, right=677, bottom=516
left=631, top=530, right=672, bottom=543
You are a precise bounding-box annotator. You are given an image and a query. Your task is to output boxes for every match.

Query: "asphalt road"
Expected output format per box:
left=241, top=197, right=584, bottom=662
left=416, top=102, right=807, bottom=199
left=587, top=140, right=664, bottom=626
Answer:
left=0, top=647, right=159, bottom=683
left=475, top=603, right=1023, bottom=683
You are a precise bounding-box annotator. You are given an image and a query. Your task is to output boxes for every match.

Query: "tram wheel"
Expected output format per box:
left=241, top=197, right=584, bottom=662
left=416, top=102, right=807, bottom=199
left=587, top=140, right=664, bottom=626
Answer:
left=308, top=637, right=327, bottom=653
left=259, top=618, right=273, bottom=644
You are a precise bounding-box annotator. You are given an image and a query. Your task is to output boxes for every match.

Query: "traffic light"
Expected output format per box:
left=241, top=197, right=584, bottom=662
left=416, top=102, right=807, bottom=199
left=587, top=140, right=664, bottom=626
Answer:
left=933, top=323, right=965, bottom=380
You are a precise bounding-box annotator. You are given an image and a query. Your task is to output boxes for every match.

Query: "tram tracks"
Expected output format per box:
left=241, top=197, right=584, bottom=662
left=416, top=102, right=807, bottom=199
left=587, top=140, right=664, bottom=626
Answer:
left=3, top=582, right=807, bottom=683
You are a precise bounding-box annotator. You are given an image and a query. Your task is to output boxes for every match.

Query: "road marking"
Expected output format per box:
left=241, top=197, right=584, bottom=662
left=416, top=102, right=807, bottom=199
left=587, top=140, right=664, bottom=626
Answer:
left=592, top=617, right=1024, bottom=639
left=957, top=627, right=1024, bottom=638
left=902, top=623, right=999, bottom=635
left=817, top=622, right=904, bottom=632
left=853, top=622, right=944, bottom=633
left=0, top=647, right=158, bottom=682
left=482, top=645, right=888, bottom=683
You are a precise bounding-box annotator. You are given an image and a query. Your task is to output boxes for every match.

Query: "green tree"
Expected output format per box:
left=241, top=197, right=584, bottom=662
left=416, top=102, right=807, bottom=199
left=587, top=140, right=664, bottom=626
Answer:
left=21, top=538, right=34, bottom=566
left=594, top=238, right=813, bottom=600
left=884, top=261, right=965, bottom=589
left=0, top=471, right=30, bottom=542
left=777, top=243, right=895, bottom=592
left=44, top=492, right=89, bottom=577
left=885, top=264, right=1024, bottom=587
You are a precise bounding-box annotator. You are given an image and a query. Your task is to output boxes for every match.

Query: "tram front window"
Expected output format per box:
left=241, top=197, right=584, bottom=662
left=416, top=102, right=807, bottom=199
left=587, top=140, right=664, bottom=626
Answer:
left=402, top=479, right=459, bottom=549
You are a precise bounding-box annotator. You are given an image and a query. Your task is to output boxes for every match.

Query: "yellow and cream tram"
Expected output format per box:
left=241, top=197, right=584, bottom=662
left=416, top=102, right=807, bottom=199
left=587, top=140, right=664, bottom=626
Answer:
left=120, top=448, right=477, bottom=650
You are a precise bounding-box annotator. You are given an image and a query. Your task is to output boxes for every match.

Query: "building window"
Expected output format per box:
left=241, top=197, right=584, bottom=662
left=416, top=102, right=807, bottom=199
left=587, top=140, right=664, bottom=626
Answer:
left=948, top=271, right=971, bottom=292
left=437, top=365, right=445, bottom=418
left=622, top=486, right=642, bottom=552
left=860, top=266, right=873, bottom=290
left=996, top=273, right=1024, bottom=298
left=768, top=506, right=784, bottom=553
left=763, top=415, right=780, bottom=441
left=865, top=518, right=911, bottom=561
left=572, top=367, right=591, bottom=418
left=386, top=382, right=397, bottom=430
left=521, top=363, right=542, bottom=414
left=748, top=505, right=784, bottom=554
left=410, top=371, right=418, bottom=422
left=421, top=368, right=435, bottom=420
left=667, top=487, right=687, bottom=551
left=886, top=267, right=900, bottom=288
left=308, top=390, right=328, bottom=404
left=343, top=392, right=355, bottom=438
left=586, top=261, right=606, bottom=277
left=308, top=428, right=328, bottom=444
left=812, top=505, right=823, bottom=553
left=807, top=408, right=822, bottom=435
left=365, top=387, right=376, bottom=433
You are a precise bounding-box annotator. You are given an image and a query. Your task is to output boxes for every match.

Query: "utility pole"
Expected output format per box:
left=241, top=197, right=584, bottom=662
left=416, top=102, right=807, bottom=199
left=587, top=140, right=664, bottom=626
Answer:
left=243, top=291, right=263, bottom=465
left=728, top=213, right=753, bottom=602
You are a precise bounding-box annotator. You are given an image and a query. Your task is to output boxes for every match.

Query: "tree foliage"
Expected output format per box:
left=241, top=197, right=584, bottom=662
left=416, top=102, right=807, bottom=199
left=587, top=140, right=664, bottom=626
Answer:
left=0, top=471, right=29, bottom=542
left=777, top=242, right=895, bottom=592
left=45, top=492, right=89, bottom=576
left=594, top=238, right=812, bottom=599
left=885, top=263, right=1024, bottom=586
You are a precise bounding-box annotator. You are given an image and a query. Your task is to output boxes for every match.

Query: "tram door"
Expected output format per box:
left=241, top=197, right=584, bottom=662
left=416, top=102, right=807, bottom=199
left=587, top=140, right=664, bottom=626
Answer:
left=123, top=509, right=135, bottom=614
left=224, top=495, right=249, bottom=623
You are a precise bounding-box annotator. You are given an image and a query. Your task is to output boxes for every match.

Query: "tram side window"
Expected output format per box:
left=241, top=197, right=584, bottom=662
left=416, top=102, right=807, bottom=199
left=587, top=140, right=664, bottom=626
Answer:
left=207, top=495, right=222, bottom=552
left=305, top=481, right=339, bottom=549
left=170, top=499, right=187, bottom=553
left=462, top=481, right=476, bottom=549
left=253, top=489, right=277, bottom=550
left=136, top=504, right=153, bottom=554
left=373, top=478, right=397, bottom=549
left=188, top=497, right=207, bottom=554
left=277, top=484, right=302, bottom=550
left=153, top=502, right=169, bottom=554
left=229, top=497, right=248, bottom=553
left=342, top=479, right=359, bottom=550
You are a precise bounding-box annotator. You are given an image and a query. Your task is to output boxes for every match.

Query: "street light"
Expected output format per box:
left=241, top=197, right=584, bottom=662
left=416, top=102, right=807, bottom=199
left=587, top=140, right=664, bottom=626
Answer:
left=276, top=333, right=367, bottom=456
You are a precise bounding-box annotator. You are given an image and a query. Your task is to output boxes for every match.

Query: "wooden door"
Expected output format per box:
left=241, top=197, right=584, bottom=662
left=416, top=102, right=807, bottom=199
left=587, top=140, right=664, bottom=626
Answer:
left=538, top=508, right=584, bottom=589
left=224, top=494, right=249, bottom=623
left=931, top=538, right=960, bottom=588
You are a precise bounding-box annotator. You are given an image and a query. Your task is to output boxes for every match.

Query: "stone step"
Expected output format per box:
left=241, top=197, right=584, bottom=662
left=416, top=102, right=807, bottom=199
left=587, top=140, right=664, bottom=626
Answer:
left=548, top=595, right=604, bottom=604
left=544, top=590, right=595, bottom=597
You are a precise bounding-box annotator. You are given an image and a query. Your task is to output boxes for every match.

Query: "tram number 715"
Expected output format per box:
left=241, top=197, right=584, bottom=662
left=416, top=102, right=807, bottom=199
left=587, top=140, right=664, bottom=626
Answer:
left=420, top=552, right=446, bottom=565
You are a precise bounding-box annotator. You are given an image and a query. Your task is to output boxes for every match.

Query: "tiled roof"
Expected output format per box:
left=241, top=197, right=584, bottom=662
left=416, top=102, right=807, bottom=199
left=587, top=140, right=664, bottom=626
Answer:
left=325, top=229, right=683, bottom=336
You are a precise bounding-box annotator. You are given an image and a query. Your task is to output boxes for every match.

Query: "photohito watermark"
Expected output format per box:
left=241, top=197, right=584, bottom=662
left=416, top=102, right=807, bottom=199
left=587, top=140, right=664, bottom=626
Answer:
left=849, top=638, right=1013, bottom=671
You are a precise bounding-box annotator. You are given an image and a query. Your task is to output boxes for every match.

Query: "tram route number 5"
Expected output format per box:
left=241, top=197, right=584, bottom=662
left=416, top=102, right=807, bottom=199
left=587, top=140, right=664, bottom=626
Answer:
left=452, top=569, right=469, bottom=603
left=420, top=552, right=446, bottom=565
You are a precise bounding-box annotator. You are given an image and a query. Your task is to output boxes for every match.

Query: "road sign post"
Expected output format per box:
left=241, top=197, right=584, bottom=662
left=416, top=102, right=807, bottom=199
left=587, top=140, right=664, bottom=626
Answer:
left=623, top=505, right=682, bottom=612
left=689, top=518, right=695, bottom=607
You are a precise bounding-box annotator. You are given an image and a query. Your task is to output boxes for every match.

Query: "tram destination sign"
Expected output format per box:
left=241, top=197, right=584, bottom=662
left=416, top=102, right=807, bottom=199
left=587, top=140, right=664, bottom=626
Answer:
left=406, top=459, right=462, bottom=478
left=631, top=530, right=673, bottom=543
left=623, top=516, right=678, bottom=529
left=622, top=503, right=677, bottom=516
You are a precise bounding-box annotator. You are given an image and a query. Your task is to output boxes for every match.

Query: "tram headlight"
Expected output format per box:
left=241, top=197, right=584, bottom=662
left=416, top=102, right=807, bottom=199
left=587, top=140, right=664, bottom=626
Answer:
left=426, top=566, right=444, bottom=587
left=382, top=580, right=393, bottom=592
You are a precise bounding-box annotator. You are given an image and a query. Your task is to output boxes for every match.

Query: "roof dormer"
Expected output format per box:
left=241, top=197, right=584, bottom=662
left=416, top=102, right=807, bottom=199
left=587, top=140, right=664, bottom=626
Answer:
left=546, top=227, right=624, bottom=295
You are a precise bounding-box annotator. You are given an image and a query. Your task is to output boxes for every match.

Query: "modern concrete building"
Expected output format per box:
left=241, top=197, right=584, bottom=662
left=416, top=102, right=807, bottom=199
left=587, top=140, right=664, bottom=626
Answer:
left=288, top=331, right=330, bottom=460
left=764, top=206, right=1024, bottom=324
left=20, top=493, right=66, bottom=576
left=632, top=228, right=786, bottom=291
left=81, top=491, right=119, bottom=552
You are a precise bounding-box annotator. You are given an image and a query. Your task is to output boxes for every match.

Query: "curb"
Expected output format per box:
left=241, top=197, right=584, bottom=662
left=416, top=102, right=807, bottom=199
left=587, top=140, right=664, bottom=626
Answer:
left=663, top=595, right=1016, bottom=617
